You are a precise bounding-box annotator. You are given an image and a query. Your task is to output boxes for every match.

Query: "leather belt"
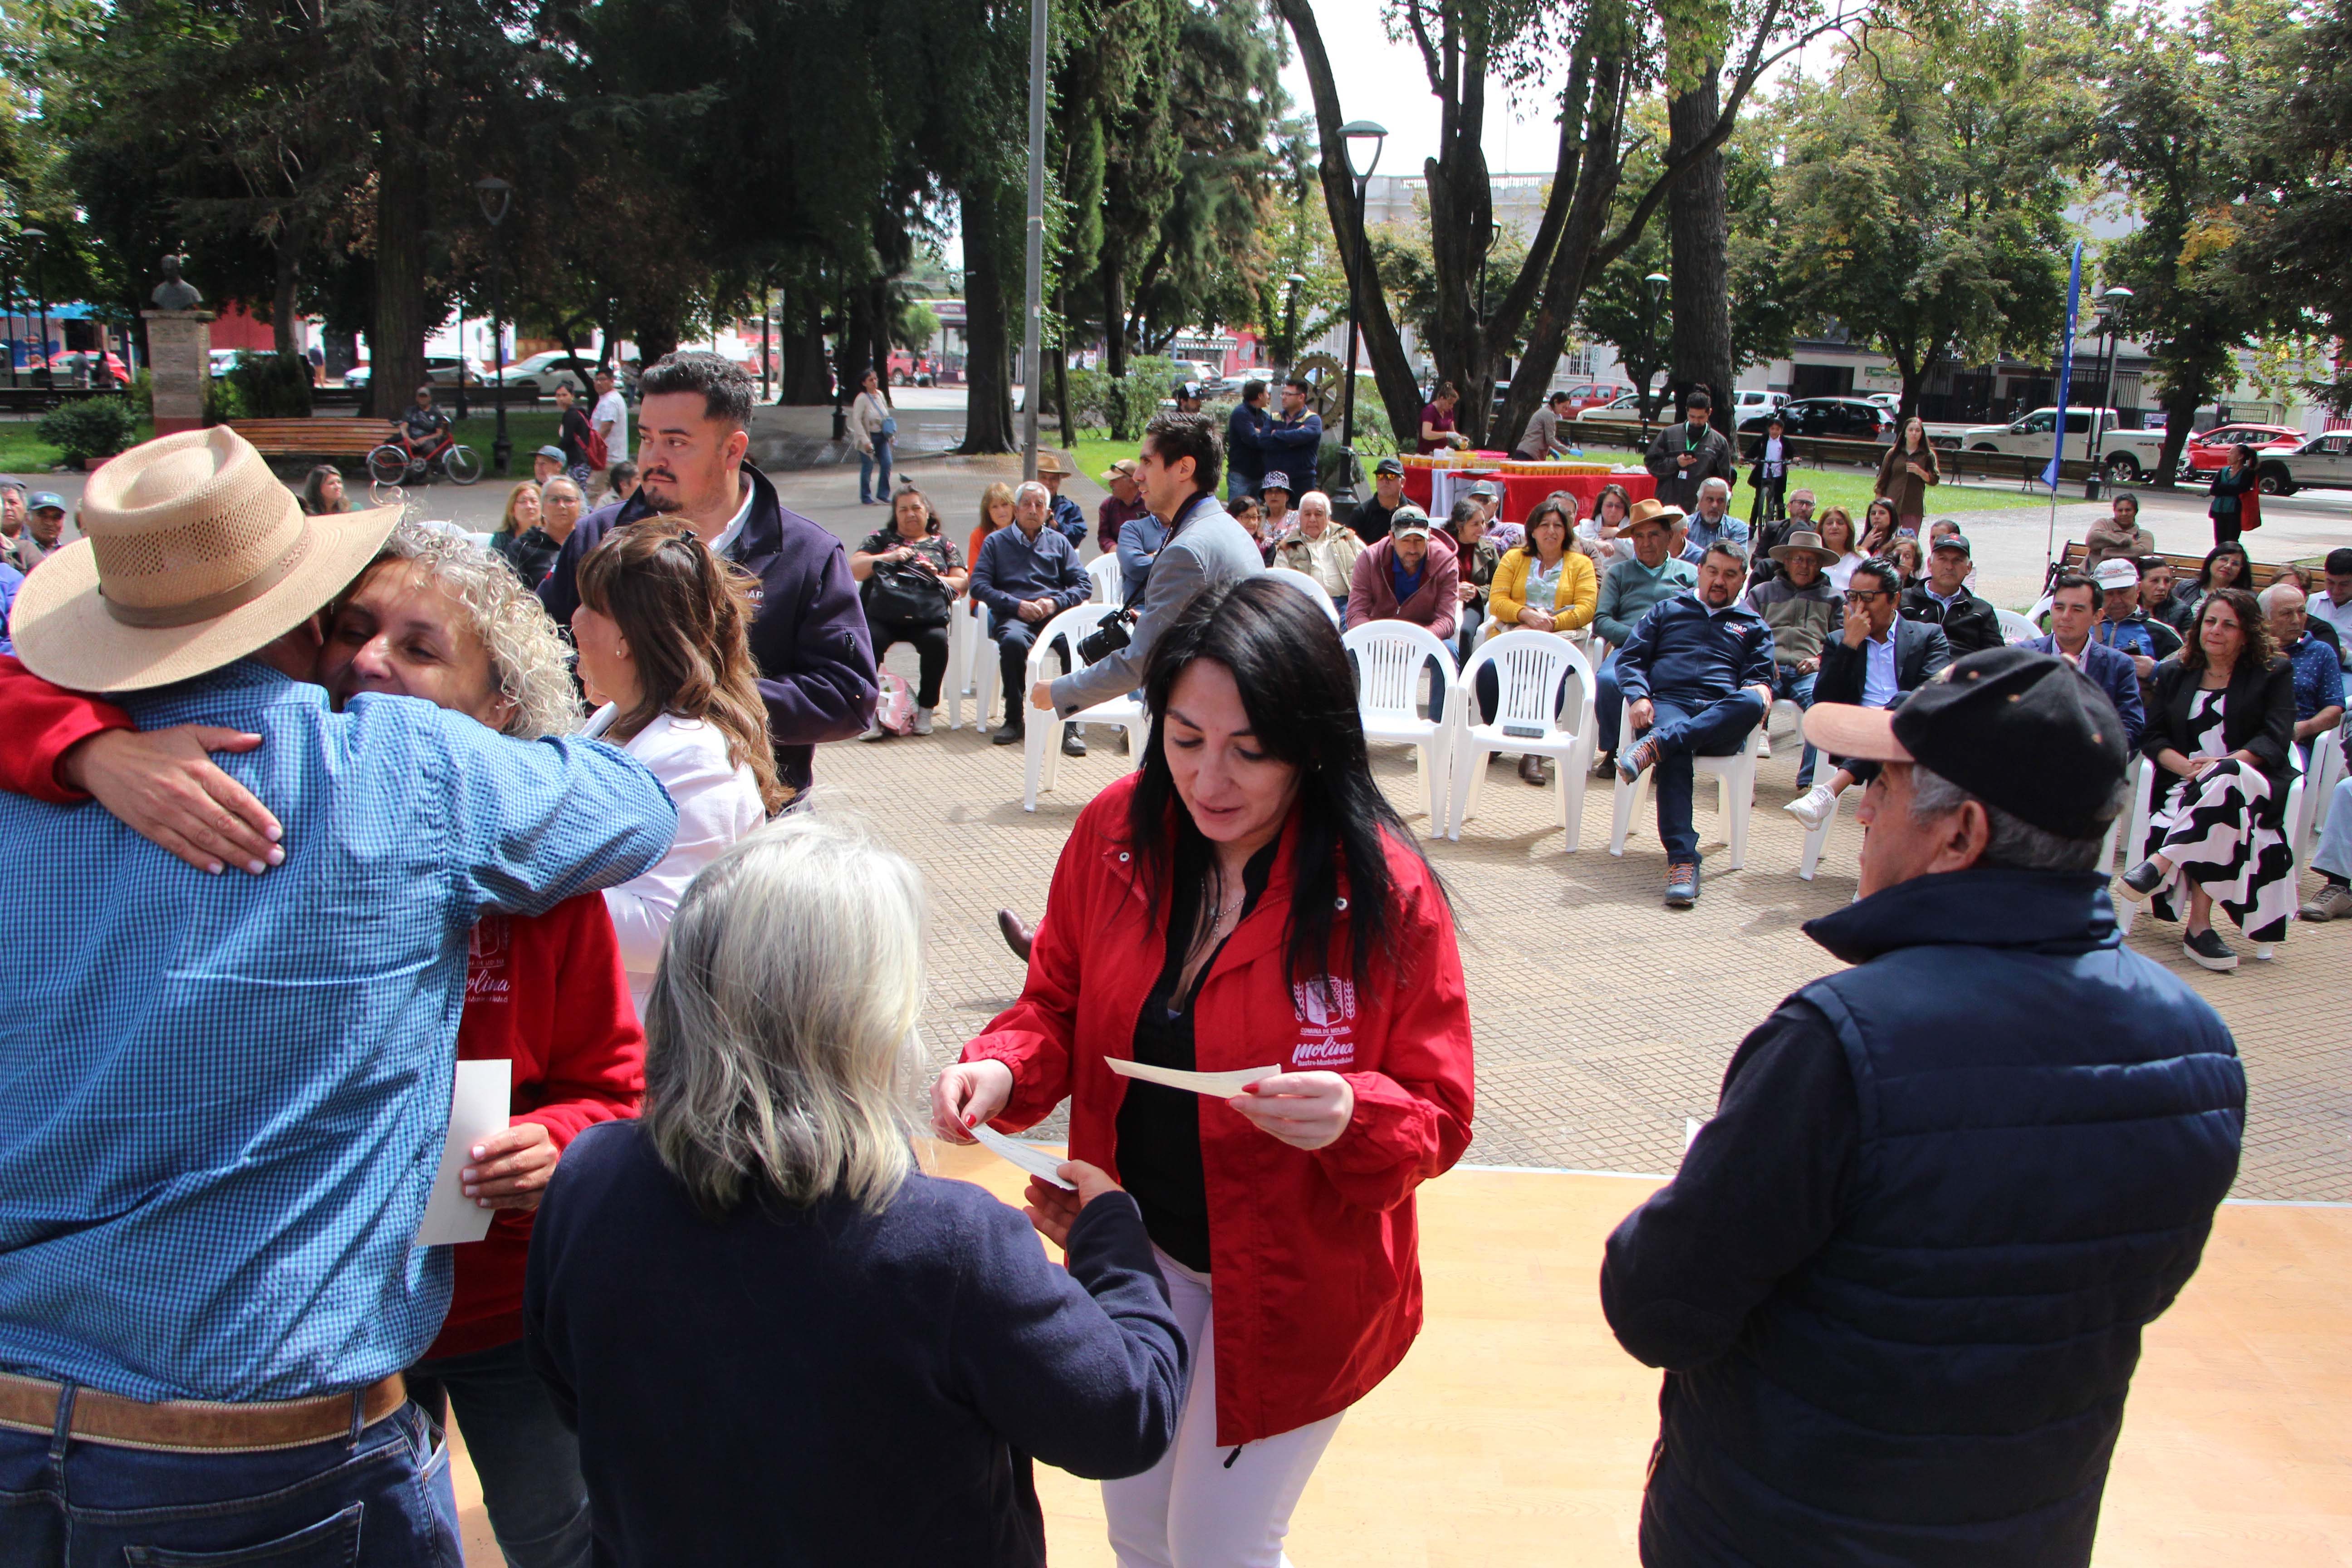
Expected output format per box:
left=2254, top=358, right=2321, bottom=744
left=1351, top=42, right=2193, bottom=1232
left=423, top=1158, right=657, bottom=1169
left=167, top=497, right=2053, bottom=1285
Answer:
left=0, top=1370, right=408, bottom=1454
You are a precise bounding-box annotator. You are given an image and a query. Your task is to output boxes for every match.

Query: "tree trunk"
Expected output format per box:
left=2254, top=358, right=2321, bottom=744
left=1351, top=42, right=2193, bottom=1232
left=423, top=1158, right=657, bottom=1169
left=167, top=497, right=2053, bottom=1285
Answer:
left=270, top=226, right=304, bottom=359
left=368, top=137, right=430, bottom=421
left=958, top=184, right=1018, bottom=454
left=1666, top=58, right=1733, bottom=433
left=1101, top=236, right=1127, bottom=380
left=779, top=295, right=832, bottom=405
left=867, top=277, right=892, bottom=392
left=1053, top=289, right=1077, bottom=448
left=1418, top=1, right=1498, bottom=446
left=1274, top=0, right=1426, bottom=449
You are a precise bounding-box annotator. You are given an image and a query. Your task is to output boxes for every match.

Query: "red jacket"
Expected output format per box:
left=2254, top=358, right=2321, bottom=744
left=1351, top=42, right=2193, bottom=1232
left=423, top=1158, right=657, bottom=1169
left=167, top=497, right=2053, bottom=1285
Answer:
left=1347, top=531, right=1461, bottom=641
left=963, top=773, right=1475, bottom=1445
left=0, top=656, right=646, bottom=1360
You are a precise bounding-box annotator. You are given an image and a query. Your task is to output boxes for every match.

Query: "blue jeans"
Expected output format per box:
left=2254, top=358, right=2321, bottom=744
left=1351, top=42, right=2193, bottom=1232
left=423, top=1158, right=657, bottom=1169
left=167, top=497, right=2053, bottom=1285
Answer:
left=858, top=439, right=893, bottom=503
left=1640, top=691, right=1767, bottom=866
left=409, top=1337, right=589, bottom=1568
left=0, top=1396, right=461, bottom=1568
left=1766, top=666, right=1820, bottom=788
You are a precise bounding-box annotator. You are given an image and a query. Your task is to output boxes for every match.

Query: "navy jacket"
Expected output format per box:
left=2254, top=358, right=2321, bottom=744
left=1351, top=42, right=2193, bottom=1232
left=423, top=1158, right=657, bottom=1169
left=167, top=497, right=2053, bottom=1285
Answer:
left=539, top=465, right=877, bottom=793
left=525, top=1122, right=1186, bottom=1568
left=1603, top=870, right=2244, bottom=1568
left=2031, top=634, right=2146, bottom=751
left=1226, top=402, right=1271, bottom=488
left=969, top=523, right=1091, bottom=627
left=1047, top=493, right=1089, bottom=552
left=1257, top=410, right=1323, bottom=489
left=1612, top=593, right=1777, bottom=708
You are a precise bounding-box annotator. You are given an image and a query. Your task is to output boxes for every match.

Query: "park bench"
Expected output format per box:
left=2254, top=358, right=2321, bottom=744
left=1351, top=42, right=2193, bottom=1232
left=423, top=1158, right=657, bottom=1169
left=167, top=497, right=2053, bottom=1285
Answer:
left=2053, top=539, right=2290, bottom=590
left=226, top=417, right=393, bottom=460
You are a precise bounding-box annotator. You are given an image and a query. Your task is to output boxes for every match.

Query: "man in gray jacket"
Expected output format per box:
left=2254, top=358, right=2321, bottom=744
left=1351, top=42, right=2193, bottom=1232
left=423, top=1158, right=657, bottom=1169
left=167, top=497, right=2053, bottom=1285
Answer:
left=1645, top=389, right=1739, bottom=514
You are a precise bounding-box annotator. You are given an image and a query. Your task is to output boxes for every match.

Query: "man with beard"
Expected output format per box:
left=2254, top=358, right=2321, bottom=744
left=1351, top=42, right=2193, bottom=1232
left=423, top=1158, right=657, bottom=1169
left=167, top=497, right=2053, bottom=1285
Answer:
left=539, top=351, right=876, bottom=795
left=1612, top=540, right=1777, bottom=908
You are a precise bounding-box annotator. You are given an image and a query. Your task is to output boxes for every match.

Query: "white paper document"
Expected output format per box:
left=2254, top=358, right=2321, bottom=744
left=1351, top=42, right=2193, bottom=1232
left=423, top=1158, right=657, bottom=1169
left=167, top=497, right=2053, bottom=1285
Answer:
left=414, top=1059, right=512, bottom=1247
left=1107, top=1057, right=1282, bottom=1098
left=967, top=1124, right=1076, bottom=1190
left=1685, top=1117, right=1705, bottom=1151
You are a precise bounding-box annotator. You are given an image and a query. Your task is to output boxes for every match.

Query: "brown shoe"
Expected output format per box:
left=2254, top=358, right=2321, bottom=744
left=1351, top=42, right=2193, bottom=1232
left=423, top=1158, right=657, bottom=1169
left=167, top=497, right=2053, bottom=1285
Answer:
left=996, top=908, right=1035, bottom=962
left=1518, top=754, right=1549, bottom=786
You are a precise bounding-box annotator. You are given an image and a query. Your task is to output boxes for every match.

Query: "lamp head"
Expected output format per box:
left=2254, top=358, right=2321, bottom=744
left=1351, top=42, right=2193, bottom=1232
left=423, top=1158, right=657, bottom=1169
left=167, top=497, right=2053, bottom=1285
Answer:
left=474, top=177, right=514, bottom=227
left=1339, top=119, right=1388, bottom=180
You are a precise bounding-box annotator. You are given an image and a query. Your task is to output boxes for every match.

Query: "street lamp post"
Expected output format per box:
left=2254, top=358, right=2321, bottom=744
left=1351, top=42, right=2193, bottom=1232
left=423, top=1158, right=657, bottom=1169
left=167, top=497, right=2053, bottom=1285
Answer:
left=1338, top=119, right=1386, bottom=465
left=1640, top=271, right=1668, bottom=442
left=23, top=228, right=50, bottom=393
left=474, top=178, right=513, bottom=476
left=2082, top=284, right=2134, bottom=500
left=2, top=247, right=16, bottom=390
left=1280, top=272, right=1306, bottom=380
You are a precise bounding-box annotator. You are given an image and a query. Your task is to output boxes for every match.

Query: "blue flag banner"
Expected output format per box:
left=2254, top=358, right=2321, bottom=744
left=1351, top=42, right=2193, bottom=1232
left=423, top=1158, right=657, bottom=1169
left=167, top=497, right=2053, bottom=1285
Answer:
left=2044, top=241, right=2083, bottom=490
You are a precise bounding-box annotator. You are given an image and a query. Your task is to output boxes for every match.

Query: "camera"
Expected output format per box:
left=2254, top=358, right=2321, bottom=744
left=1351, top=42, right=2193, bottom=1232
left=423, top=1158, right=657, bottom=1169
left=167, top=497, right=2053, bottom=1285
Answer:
left=1075, top=608, right=1137, bottom=665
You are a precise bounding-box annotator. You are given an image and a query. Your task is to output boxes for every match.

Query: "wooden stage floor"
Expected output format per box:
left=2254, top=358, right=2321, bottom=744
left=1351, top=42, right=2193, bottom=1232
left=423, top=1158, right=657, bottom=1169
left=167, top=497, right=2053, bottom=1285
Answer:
left=451, top=1144, right=2352, bottom=1565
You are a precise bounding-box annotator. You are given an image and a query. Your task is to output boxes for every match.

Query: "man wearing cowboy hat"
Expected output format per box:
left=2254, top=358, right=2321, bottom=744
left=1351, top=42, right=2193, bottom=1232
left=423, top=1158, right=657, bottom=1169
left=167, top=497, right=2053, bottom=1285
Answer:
left=0, top=426, right=676, bottom=1559
left=1604, top=647, right=2242, bottom=1567
left=1741, top=528, right=1844, bottom=789
left=1096, top=456, right=1151, bottom=555
left=1592, top=496, right=1697, bottom=770
left=1034, top=451, right=1089, bottom=549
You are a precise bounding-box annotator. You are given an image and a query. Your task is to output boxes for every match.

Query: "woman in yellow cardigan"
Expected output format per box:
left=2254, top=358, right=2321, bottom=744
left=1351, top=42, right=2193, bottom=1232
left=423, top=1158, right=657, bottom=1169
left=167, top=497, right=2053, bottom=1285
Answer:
left=1480, top=495, right=1597, bottom=783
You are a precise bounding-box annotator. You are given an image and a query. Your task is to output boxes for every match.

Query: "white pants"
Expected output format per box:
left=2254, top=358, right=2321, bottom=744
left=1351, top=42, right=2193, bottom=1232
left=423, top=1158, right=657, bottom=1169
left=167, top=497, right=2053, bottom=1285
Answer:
left=1102, top=1251, right=1345, bottom=1568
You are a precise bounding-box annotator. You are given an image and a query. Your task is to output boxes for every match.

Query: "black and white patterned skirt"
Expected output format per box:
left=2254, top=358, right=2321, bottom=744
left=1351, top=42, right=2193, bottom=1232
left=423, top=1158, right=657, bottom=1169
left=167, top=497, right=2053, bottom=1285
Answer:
left=2141, top=759, right=2298, bottom=943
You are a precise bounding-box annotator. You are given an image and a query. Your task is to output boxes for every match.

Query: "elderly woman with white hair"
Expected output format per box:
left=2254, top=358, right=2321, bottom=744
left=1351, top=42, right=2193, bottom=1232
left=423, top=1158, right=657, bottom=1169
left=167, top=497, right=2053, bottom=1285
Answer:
left=1272, top=488, right=1362, bottom=615
left=524, top=814, right=1186, bottom=1565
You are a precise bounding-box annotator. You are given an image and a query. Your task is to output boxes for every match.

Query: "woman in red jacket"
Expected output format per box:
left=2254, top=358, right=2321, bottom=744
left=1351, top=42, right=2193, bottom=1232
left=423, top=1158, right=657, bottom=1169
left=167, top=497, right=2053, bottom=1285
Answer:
left=932, top=575, right=1475, bottom=1568
left=0, top=524, right=639, bottom=1568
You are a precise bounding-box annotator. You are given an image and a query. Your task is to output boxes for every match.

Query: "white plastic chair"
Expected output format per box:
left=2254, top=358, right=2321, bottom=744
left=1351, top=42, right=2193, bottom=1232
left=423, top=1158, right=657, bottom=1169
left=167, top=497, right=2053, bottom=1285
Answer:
left=1796, top=779, right=1852, bottom=882
left=1996, top=608, right=2042, bottom=646
left=1341, top=622, right=1457, bottom=825
left=2294, top=737, right=2345, bottom=868
left=1086, top=552, right=1124, bottom=605
left=1263, top=565, right=1343, bottom=627
left=1448, top=631, right=1599, bottom=848
left=946, top=597, right=996, bottom=731
left=1609, top=701, right=1764, bottom=869
left=1021, top=603, right=1148, bottom=812
left=1760, top=696, right=1808, bottom=763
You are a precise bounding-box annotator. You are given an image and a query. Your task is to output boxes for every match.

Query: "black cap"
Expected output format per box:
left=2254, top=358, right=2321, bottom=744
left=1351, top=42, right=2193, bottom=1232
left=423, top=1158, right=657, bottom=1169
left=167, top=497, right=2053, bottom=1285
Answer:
left=1801, top=647, right=2128, bottom=838
left=1374, top=456, right=1404, bottom=477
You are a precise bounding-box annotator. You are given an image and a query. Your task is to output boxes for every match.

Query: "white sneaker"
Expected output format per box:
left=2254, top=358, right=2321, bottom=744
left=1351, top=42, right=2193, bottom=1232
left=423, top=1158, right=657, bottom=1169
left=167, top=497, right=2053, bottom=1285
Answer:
left=1756, top=731, right=1774, bottom=760
left=1784, top=783, right=1838, bottom=831
left=857, top=722, right=888, bottom=743
left=911, top=707, right=933, bottom=736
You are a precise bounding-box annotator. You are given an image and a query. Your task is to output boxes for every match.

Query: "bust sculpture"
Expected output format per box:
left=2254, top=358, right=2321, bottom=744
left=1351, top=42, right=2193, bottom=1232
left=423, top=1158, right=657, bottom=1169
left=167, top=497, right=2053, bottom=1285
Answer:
left=150, top=253, right=203, bottom=312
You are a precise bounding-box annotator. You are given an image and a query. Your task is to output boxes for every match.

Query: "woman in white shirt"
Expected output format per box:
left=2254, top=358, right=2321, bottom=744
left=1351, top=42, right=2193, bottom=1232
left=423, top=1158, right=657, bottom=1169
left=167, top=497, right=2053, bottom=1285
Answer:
left=1815, top=505, right=1866, bottom=593
left=570, top=524, right=785, bottom=1016
left=848, top=369, right=896, bottom=506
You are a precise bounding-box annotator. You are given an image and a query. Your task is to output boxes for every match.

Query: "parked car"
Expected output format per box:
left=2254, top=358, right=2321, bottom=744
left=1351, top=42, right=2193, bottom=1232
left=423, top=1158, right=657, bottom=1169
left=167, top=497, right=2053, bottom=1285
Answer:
left=1580, top=391, right=1664, bottom=425
left=1558, top=381, right=1631, bottom=415
left=2179, top=422, right=2302, bottom=478
left=499, top=350, right=596, bottom=397
left=2254, top=430, right=2352, bottom=495
left=1730, top=388, right=1787, bottom=419
left=1959, top=406, right=2167, bottom=481
left=209, top=349, right=242, bottom=379
left=887, top=350, right=935, bottom=387
left=425, top=355, right=485, bottom=390
left=1739, top=396, right=1891, bottom=443
left=50, top=350, right=131, bottom=386
left=343, top=363, right=371, bottom=387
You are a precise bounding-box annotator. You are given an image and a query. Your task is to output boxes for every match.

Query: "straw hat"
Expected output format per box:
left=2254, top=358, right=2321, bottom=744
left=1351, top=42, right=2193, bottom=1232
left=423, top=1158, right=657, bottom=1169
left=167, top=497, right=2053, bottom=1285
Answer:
left=11, top=427, right=399, bottom=693
left=1036, top=451, right=1074, bottom=478
left=1622, top=496, right=1686, bottom=533
left=1768, top=529, right=1841, bottom=568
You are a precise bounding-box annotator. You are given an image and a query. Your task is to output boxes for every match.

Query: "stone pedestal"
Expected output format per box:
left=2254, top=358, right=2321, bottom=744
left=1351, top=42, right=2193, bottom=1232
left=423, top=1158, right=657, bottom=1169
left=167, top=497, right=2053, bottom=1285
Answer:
left=143, top=309, right=214, bottom=436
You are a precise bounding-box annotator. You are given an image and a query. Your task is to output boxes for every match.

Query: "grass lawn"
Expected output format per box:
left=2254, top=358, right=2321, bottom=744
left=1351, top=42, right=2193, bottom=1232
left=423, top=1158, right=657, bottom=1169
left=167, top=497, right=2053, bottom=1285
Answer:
left=0, top=419, right=157, bottom=478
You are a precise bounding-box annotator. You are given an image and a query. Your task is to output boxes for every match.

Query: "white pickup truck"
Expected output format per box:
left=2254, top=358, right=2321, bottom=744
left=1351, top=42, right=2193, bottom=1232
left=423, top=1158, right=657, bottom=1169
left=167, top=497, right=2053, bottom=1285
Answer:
left=1957, top=407, right=2170, bottom=483
left=2254, top=430, right=2352, bottom=495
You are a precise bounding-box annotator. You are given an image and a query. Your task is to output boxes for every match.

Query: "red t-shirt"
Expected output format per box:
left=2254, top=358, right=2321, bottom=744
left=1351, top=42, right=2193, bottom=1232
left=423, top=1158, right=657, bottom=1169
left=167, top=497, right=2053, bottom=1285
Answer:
left=1416, top=401, right=1457, bottom=455
left=0, top=655, right=647, bottom=1360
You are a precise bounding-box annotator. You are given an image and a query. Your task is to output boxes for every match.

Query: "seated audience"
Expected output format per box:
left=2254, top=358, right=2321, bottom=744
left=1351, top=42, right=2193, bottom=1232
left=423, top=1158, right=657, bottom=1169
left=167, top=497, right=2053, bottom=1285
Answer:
left=1857, top=496, right=1900, bottom=558
left=2032, top=570, right=2145, bottom=750
left=2119, top=587, right=2298, bottom=969
left=969, top=480, right=1016, bottom=575
left=2173, top=540, right=2251, bottom=632
left=1593, top=500, right=1699, bottom=768
left=525, top=815, right=1186, bottom=1566
left=2261, top=580, right=2346, bottom=764
left=606, top=460, right=640, bottom=505
left=851, top=485, right=969, bottom=736
left=2084, top=490, right=2155, bottom=567
left=1887, top=534, right=1925, bottom=592
left=497, top=476, right=583, bottom=590
left=1578, top=481, right=1639, bottom=569
left=1814, top=505, right=1865, bottom=593
left=2302, top=755, right=2352, bottom=921
left=1784, top=557, right=1954, bottom=830
left=1605, top=648, right=2242, bottom=1568
left=0, top=430, right=672, bottom=1563
left=2308, top=546, right=2352, bottom=652
left=1036, top=452, right=1089, bottom=548
left=1900, top=532, right=2001, bottom=655
left=1117, top=504, right=1171, bottom=606
left=970, top=480, right=1091, bottom=749
left=1097, top=457, right=1151, bottom=554
left=2095, top=556, right=2184, bottom=681
left=491, top=477, right=541, bottom=556
left=1612, top=540, right=1777, bottom=907
left=1741, top=529, right=1844, bottom=788
left=1275, top=487, right=1364, bottom=616
left=1680, top=477, right=1747, bottom=564
left=1747, top=485, right=1817, bottom=584
left=299, top=463, right=350, bottom=516
left=1259, top=471, right=1294, bottom=540
left=1348, top=505, right=1461, bottom=642
left=1444, top=495, right=1500, bottom=664
left=1480, top=496, right=1597, bottom=783
left=1354, top=456, right=1409, bottom=544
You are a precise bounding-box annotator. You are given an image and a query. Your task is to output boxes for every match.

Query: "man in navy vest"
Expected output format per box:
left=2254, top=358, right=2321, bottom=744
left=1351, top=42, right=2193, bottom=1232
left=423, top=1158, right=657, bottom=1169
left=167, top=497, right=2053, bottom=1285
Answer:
left=1602, top=646, right=2245, bottom=1568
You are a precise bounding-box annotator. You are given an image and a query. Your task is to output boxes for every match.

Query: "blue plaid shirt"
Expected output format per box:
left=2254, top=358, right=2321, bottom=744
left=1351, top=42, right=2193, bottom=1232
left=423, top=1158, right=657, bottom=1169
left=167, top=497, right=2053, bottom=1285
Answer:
left=0, top=662, right=676, bottom=1401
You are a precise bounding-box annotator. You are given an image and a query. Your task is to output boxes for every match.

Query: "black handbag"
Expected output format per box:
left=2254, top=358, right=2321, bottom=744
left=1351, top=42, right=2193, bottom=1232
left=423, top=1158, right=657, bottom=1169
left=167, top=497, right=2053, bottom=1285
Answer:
left=863, top=555, right=952, bottom=627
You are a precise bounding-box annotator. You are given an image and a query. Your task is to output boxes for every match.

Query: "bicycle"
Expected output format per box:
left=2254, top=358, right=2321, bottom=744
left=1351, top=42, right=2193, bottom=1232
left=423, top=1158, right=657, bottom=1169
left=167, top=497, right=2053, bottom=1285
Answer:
left=367, top=426, right=484, bottom=487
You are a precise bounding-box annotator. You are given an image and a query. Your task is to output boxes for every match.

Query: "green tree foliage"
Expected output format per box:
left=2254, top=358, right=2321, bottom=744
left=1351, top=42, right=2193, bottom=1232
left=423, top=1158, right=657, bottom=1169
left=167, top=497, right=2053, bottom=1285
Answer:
left=1773, top=7, right=2080, bottom=420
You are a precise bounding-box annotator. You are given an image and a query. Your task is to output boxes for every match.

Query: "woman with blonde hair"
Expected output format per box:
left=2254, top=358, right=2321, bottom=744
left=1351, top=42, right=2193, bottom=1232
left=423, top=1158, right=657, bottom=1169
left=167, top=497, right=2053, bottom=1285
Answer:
left=494, top=479, right=541, bottom=544
left=570, top=522, right=784, bottom=1016
left=969, top=479, right=1017, bottom=570
left=525, top=815, right=1186, bottom=1563
left=1815, top=505, right=1865, bottom=593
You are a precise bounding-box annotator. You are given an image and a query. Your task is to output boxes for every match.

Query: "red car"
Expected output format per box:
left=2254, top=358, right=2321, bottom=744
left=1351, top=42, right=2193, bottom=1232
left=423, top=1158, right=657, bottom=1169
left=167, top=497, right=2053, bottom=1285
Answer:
left=2180, top=422, right=2302, bottom=475
left=887, top=350, right=934, bottom=387
left=1559, top=380, right=1632, bottom=415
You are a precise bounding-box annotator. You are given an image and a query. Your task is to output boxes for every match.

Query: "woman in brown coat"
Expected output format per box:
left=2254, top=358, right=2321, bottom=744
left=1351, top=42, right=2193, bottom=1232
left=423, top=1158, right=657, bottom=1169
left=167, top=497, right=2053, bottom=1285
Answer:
left=1874, top=416, right=1941, bottom=532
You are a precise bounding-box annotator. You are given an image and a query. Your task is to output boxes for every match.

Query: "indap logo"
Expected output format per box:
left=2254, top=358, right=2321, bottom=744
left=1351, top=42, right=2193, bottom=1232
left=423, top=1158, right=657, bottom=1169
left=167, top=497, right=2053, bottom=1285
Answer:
left=1289, top=976, right=1359, bottom=1068
left=466, top=916, right=513, bottom=1004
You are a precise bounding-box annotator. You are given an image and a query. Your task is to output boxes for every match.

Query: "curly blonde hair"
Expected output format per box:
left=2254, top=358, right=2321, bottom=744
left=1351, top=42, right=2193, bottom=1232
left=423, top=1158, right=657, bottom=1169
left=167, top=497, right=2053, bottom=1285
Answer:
left=374, top=522, right=584, bottom=739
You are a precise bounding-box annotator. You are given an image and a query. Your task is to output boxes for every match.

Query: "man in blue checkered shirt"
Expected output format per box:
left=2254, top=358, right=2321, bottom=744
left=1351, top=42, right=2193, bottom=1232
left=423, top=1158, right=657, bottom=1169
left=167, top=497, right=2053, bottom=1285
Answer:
left=0, top=428, right=676, bottom=1566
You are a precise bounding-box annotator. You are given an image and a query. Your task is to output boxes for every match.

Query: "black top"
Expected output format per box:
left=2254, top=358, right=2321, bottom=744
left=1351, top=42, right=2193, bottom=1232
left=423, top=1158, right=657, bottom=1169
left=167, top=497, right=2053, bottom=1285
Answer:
left=493, top=526, right=562, bottom=590
left=524, top=1121, right=1185, bottom=1568
left=1352, top=495, right=1401, bottom=544
left=559, top=404, right=596, bottom=466
left=1115, top=840, right=1277, bottom=1273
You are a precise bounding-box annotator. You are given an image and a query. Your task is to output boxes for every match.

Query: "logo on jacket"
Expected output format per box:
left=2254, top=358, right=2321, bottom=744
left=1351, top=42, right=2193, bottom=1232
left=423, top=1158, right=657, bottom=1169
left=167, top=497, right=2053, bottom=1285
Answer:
left=1290, top=976, right=1358, bottom=1068
left=466, top=916, right=512, bottom=1004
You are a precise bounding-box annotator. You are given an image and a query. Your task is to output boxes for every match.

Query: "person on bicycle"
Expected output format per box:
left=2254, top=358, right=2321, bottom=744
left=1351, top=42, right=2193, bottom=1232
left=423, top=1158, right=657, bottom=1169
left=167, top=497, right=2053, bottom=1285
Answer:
left=398, top=385, right=451, bottom=459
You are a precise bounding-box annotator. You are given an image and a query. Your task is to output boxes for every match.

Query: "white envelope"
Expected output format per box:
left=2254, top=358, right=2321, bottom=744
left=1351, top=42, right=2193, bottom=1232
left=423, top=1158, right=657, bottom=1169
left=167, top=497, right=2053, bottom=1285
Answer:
left=967, top=1124, right=1076, bottom=1190
left=414, top=1059, right=511, bottom=1247
left=1107, top=1057, right=1282, bottom=1098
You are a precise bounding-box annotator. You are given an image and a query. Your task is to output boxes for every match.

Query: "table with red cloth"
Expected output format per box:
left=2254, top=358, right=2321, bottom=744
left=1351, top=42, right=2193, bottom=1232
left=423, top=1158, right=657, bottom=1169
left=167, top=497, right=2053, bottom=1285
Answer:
left=1400, top=462, right=1656, bottom=524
